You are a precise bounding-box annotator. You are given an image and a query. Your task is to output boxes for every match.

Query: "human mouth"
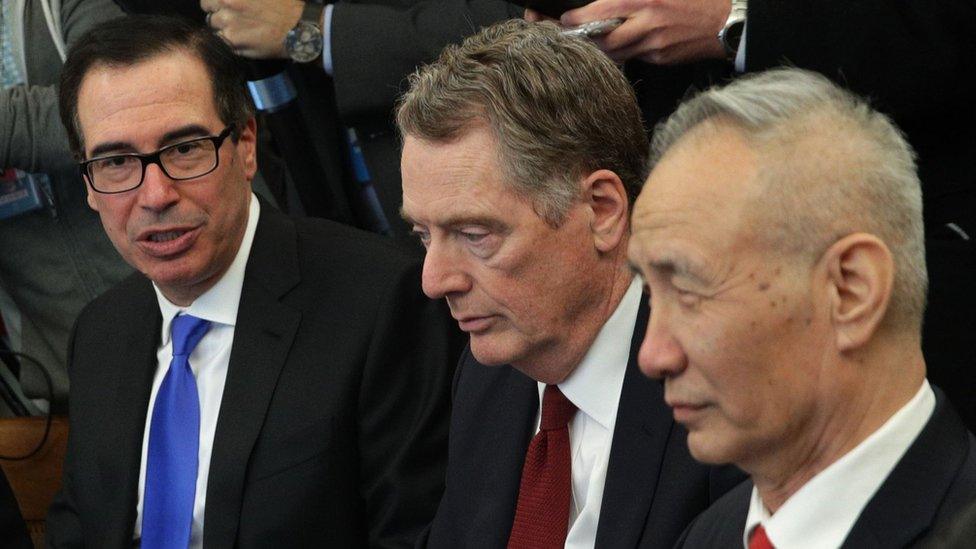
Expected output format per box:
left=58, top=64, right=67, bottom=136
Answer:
left=455, top=315, right=496, bottom=333
left=136, top=225, right=202, bottom=258
left=666, top=398, right=709, bottom=424
left=148, top=231, right=185, bottom=242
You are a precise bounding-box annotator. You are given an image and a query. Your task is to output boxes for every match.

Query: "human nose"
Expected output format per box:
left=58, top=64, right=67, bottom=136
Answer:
left=638, top=302, right=687, bottom=379
left=421, top=238, right=471, bottom=299
left=136, top=161, right=180, bottom=212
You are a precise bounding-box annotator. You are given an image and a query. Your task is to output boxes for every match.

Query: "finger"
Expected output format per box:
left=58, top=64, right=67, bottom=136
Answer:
left=207, top=8, right=228, bottom=31
left=561, top=0, right=634, bottom=26
left=642, top=37, right=726, bottom=64
left=610, top=34, right=689, bottom=65
left=591, top=16, right=651, bottom=53
left=604, top=39, right=651, bottom=63
left=524, top=8, right=541, bottom=21
left=199, top=0, right=218, bottom=14
left=214, top=28, right=234, bottom=49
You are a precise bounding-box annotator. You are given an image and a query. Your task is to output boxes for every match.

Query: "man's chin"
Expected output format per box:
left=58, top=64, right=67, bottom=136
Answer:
left=685, top=430, right=737, bottom=466
left=468, top=335, right=519, bottom=367
left=139, top=262, right=213, bottom=300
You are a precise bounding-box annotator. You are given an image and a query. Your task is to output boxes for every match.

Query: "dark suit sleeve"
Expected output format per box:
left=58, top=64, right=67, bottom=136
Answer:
left=45, top=458, right=83, bottom=548
left=745, top=1, right=976, bottom=127
left=44, top=322, right=84, bottom=548
left=328, top=0, right=522, bottom=123
left=356, top=258, right=463, bottom=548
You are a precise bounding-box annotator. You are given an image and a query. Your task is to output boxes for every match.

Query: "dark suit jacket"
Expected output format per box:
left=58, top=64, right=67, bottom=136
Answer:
left=425, top=300, right=744, bottom=548
left=0, top=467, right=30, bottom=549
left=677, top=388, right=976, bottom=548
left=289, top=0, right=522, bottom=239
left=46, top=202, right=463, bottom=547
left=627, top=1, right=976, bottom=432
left=923, top=491, right=976, bottom=548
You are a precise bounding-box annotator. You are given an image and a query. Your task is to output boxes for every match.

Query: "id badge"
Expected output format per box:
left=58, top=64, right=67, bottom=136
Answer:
left=0, top=169, right=51, bottom=220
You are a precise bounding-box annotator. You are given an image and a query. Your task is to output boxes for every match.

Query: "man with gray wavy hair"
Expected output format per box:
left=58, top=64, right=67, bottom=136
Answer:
left=628, top=67, right=976, bottom=548
left=398, top=19, right=740, bottom=548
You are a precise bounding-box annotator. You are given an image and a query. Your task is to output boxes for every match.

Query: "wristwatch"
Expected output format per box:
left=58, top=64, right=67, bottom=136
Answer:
left=718, top=0, right=747, bottom=60
left=284, top=2, right=326, bottom=63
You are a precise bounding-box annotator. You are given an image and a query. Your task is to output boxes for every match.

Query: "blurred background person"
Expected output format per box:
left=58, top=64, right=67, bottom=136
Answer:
left=115, top=0, right=521, bottom=243
left=1, top=0, right=131, bottom=413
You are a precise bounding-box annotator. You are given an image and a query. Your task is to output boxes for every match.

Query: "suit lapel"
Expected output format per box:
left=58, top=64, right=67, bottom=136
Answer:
left=202, top=205, right=301, bottom=547
left=595, top=299, right=677, bottom=549
left=451, top=354, right=538, bottom=545
left=842, top=389, right=971, bottom=548
left=98, top=279, right=160, bottom=548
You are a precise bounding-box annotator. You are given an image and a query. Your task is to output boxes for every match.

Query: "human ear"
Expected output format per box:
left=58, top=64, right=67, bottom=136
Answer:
left=237, top=117, right=258, bottom=181
left=582, top=169, right=629, bottom=253
left=85, top=176, right=100, bottom=212
left=822, top=233, right=894, bottom=351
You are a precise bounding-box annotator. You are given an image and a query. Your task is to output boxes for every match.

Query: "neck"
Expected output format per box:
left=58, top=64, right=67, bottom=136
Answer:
left=517, top=264, right=634, bottom=385
left=751, top=336, right=926, bottom=513
left=158, top=277, right=217, bottom=307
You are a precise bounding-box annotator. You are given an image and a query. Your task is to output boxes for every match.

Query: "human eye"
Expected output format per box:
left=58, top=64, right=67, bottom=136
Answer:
left=92, top=155, right=139, bottom=182
left=676, top=287, right=701, bottom=306
left=456, top=226, right=500, bottom=258
left=172, top=140, right=206, bottom=155
left=670, top=279, right=706, bottom=309
left=459, top=228, right=489, bottom=244
left=411, top=226, right=431, bottom=248
left=94, top=155, right=134, bottom=169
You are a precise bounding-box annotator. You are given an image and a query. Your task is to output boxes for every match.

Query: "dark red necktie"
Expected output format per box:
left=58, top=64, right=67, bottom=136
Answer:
left=507, top=385, right=578, bottom=549
left=749, top=525, right=775, bottom=549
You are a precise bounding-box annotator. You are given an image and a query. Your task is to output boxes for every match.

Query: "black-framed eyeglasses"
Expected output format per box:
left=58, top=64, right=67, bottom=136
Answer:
left=80, top=126, right=236, bottom=194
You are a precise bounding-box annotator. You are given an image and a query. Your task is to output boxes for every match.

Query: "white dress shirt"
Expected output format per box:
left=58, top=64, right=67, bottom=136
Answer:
left=133, top=194, right=260, bottom=548
left=743, top=380, right=935, bottom=549
left=532, top=276, right=642, bottom=549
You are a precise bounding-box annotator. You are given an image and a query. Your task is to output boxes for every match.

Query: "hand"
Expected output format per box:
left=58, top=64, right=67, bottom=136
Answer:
left=524, top=8, right=558, bottom=22
left=200, top=0, right=306, bottom=59
left=560, top=0, right=729, bottom=65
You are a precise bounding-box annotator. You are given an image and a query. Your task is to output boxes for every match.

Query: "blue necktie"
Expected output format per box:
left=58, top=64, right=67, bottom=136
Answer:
left=142, top=314, right=212, bottom=549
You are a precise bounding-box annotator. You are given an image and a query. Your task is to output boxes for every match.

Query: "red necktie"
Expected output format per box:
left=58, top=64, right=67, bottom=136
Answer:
left=749, top=525, right=775, bottom=549
left=508, top=385, right=578, bottom=549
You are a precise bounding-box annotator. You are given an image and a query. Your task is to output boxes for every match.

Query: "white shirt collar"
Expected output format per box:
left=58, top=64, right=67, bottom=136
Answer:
left=543, top=276, right=643, bottom=430
left=743, top=380, right=936, bottom=549
left=154, top=193, right=260, bottom=343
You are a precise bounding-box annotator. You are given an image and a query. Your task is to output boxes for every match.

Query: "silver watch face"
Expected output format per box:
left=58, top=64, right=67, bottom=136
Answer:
left=286, top=20, right=323, bottom=63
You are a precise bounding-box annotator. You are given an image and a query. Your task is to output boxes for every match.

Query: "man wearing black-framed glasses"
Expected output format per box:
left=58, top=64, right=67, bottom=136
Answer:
left=46, top=14, right=460, bottom=548
left=80, top=126, right=235, bottom=195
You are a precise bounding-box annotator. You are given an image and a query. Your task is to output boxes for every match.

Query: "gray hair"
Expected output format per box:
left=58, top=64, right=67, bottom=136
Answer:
left=651, top=68, right=926, bottom=330
left=396, top=19, right=648, bottom=226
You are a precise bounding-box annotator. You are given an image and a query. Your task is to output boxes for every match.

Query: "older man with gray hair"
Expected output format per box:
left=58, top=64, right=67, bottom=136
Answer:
left=398, top=19, right=741, bottom=549
left=628, top=67, right=976, bottom=548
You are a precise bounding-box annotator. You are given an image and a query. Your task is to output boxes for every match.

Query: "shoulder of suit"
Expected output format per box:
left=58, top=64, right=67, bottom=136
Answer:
left=680, top=478, right=753, bottom=546
left=78, top=272, right=157, bottom=319
left=290, top=215, right=423, bottom=272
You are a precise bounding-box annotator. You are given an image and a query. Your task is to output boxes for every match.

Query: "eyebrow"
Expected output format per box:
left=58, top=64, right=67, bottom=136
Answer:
left=399, top=209, right=508, bottom=234
left=88, top=124, right=214, bottom=158
left=634, top=253, right=711, bottom=286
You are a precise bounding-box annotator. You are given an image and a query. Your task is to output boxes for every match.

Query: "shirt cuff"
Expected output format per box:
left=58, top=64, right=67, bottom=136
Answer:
left=734, top=23, right=747, bottom=73
left=322, top=3, right=336, bottom=76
